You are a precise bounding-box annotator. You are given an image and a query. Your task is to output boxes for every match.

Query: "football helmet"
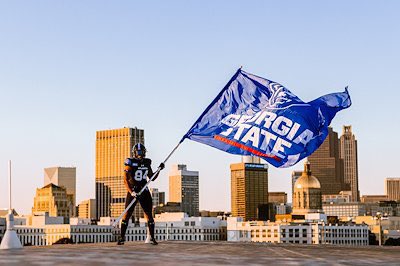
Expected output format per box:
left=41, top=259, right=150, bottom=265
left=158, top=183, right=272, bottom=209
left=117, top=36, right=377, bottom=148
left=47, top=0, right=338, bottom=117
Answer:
left=132, top=143, right=146, bottom=159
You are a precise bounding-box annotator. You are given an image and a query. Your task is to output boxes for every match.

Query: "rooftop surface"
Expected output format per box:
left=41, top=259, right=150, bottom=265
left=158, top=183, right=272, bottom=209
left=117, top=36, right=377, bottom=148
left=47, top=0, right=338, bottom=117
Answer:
left=1, top=241, right=400, bottom=265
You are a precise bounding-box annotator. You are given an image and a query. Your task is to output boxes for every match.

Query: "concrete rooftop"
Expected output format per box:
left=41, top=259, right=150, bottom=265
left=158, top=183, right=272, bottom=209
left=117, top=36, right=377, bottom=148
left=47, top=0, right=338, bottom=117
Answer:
left=1, top=241, right=400, bottom=265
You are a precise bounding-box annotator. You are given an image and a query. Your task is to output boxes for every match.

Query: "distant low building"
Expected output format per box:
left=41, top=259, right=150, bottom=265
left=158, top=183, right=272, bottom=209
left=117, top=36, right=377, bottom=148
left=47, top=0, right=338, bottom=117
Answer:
left=1, top=212, right=114, bottom=246
left=0, top=218, right=5, bottom=243
left=322, top=202, right=366, bottom=218
left=124, top=212, right=227, bottom=242
left=0, top=209, right=19, bottom=217
left=29, top=212, right=64, bottom=227
left=268, top=192, right=287, bottom=204
left=275, top=203, right=290, bottom=215
left=322, top=191, right=353, bottom=203
left=154, top=202, right=182, bottom=214
left=355, top=216, right=400, bottom=244
left=360, top=195, right=388, bottom=203
left=364, top=201, right=400, bottom=217
left=227, top=217, right=369, bottom=245
left=16, top=224, right=114, bottom=246
left=199, top=210, right=227, bottom=217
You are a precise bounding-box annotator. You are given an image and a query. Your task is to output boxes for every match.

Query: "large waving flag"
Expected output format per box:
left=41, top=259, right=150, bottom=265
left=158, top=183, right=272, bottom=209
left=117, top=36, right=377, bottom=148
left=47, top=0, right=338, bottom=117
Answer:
left=181, top=68, right=351, bottom=168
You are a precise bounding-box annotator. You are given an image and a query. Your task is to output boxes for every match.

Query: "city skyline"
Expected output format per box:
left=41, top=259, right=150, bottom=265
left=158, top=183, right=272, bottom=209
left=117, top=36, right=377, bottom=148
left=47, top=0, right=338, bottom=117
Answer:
left=0, top=123, right=394, bottom=216
left=1, top=1, right=400, bottom=215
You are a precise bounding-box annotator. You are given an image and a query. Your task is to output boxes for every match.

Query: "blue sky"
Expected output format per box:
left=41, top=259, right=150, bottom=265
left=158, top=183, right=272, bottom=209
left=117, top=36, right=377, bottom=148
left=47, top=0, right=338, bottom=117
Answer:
left=1, top=1, right=399, bottom=214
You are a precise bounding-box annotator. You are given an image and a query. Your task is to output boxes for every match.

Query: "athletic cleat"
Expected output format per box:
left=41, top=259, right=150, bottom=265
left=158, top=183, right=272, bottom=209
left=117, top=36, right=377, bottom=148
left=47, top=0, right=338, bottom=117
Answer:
left=150, top=238, right=158, bottom=245
left=117, top=237, right=125, bottom=245
left=145, top=236, right=158, bottom=245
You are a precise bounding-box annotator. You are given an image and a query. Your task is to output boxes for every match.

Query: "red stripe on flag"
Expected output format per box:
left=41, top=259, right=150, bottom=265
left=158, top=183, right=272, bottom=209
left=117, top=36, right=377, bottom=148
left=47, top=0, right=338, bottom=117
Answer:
left=214, top=135, right=281, bottom=161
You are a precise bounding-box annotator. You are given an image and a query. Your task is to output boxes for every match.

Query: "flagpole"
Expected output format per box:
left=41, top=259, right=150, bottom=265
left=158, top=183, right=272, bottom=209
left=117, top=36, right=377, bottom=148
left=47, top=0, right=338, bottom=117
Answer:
left=8, top=160, right=11, bottom=212
left=112, top=141, right=183, bottom=227
left=0, top=160, right=23, bottom=249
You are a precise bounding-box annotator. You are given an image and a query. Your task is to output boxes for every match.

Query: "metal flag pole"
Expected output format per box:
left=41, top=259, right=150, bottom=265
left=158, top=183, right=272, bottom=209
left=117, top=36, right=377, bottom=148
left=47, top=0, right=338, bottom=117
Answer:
left=112, top=141, right=183, bottom=227
left=0, top=160, right=23, bottom=249
left=8, top=160, right=11, bottom=211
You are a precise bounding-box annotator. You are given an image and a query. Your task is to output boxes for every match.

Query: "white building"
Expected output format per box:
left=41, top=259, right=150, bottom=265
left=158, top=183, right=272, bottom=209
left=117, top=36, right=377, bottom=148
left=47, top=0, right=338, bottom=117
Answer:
left=0, top=218, right=5, bottom=243
left=322, top=191, right=353, bottom=203
left=323, top=202, right=366, bottom=218
left=227, top=217, right=369, bottom=246
left=0, top=213, right=115, bottom=246
left=124, top=212, right=226, bottom=243
left=1, top=213, right=226, bottom=246
left=45, top=224, right=114, bottom=245
left=276, top=204, right=289, bottom=215
left=12, top=223, right=115, bottom=246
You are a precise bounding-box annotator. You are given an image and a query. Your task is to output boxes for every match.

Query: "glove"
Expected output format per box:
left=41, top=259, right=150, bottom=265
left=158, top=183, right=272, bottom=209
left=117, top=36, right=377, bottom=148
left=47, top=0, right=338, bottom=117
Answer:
left=131, top=191, right=137, bottom=197
left=159, top=163, right=165, bottom=170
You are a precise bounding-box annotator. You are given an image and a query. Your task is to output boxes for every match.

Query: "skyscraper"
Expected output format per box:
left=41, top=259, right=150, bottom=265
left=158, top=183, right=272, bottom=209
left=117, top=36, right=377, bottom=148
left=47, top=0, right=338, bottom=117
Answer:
left=78, top=199, right=96, bottom=219
left=32, top=183, right=72, bottom=218
left=385, top=178, right=400, bottom=201
left=308, top=127, right=345, bottom=195
left=44, top=167, right=76, bottom=215
left=95, top=127, right=144, bottom=219
left=150, top=188, right=161, bottom=208
left=230, top=160, right=268, bottom=221
left=159, top=191, right=165, bottom=205
left=169, top=164, right=199, bottom=217
left=340, top=125, right=359, bottom=201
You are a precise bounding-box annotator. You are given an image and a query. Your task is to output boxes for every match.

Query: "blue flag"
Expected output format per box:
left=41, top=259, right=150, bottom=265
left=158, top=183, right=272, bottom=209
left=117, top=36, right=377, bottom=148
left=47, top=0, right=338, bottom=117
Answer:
left=182, top=69, right=351, bottom=168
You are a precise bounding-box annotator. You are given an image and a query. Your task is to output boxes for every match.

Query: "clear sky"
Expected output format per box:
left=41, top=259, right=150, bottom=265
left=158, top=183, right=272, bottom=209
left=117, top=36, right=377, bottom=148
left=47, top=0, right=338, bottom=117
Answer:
left=1, top=1, right=399, bottom=215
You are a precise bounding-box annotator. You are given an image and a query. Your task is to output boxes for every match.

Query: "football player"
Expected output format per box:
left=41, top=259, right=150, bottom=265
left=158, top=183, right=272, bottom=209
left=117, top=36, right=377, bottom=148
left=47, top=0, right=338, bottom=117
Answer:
left=117, top=143, right=165, bottom=245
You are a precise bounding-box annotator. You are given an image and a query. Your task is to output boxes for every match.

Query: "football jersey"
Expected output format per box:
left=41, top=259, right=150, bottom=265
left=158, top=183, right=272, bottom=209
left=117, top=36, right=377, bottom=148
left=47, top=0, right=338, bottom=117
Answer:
left=124, top=158, right=153, bottom=189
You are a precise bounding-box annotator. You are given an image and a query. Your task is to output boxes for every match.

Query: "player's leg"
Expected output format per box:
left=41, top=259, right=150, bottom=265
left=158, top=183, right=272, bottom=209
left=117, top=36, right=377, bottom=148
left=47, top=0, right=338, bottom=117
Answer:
left=118, top=192, right=138, bottom=245
left=139, top=189, right=158, bottom=245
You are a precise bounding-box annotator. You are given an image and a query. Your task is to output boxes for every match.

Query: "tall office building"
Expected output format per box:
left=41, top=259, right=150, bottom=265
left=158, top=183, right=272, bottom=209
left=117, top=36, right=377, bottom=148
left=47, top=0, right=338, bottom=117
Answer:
left=150, top=188, right=161, bottom=207
left=169, top=164, right=199, bottom=217
left=230, top=161, right=268, bottom=221
left=95, top=127, right=144, bottom=219
left=32, top=184, right=72, bottom=217
left=159, top=191, right=165, bottom=205
left=340, top=125, right=359, bottom=201
left=78, top=199, right=96, bottom=219
left=44, top=167, right=76, bottom=215
left=385, top=178, right=400, bottom=201
left=308, top=127, right=345, bottom=195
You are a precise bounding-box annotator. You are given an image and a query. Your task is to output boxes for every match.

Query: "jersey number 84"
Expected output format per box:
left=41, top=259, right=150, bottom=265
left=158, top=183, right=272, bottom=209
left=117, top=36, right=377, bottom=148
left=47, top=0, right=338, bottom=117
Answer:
left=134, top=169, right=148, bottom=181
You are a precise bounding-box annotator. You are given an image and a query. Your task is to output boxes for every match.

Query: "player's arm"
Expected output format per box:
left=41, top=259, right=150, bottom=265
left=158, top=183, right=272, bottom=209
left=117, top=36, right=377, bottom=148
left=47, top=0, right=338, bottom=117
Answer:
left=147, top=159, right=165, bottom=182
left=123, top=165, right=134, bottom=195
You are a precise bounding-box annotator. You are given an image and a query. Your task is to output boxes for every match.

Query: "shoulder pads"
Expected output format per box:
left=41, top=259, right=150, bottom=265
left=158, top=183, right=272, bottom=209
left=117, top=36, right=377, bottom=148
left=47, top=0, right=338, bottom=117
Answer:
left=124, top=158, right=133, bottom=166
left=124, top=158, right=137, bottom=166
left=125, top=158, right=140, bottom=167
